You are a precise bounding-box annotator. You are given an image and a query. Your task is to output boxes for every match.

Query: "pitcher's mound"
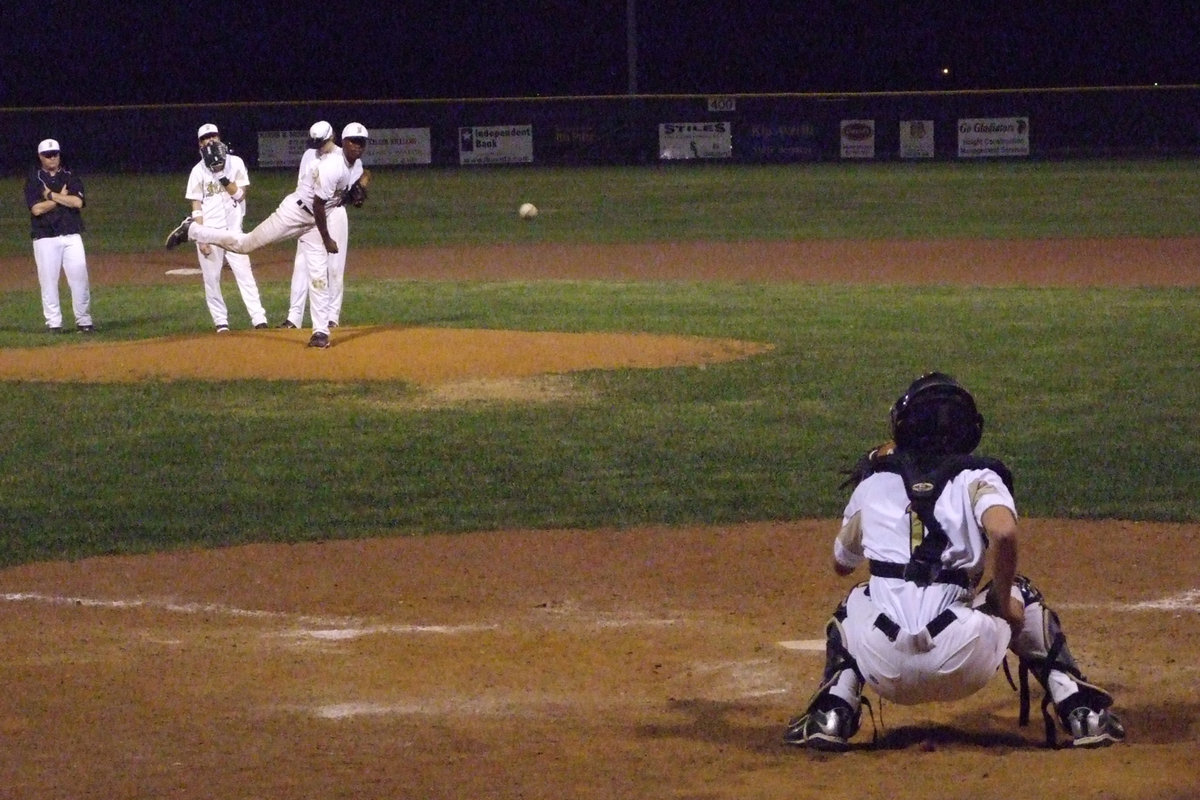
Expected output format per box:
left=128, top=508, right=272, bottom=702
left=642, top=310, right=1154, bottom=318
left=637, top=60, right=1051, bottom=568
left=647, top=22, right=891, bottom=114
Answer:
left=0, top=326, right=772, bottom=384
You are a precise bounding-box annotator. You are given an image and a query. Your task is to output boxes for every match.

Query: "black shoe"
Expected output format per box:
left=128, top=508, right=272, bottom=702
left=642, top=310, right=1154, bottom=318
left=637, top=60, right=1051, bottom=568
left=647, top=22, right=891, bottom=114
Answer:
left=165, top=217, right=192, bottom=249
left=215, top=324, right=230, bottom=333
left=77, top=324, right=96, bottom=333
left=48, top=326, right=64, bottom=334
left=254, top=322, right=269, bottom=330
left=328, top=320, right=339, bottom=328
left=307, top=331, right=330, bottom=349
left=278, top=320, right=298, bottom=329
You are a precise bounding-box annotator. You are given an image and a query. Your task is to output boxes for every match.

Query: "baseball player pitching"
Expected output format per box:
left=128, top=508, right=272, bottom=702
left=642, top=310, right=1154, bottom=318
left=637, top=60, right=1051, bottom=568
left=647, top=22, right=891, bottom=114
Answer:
left=184, top=123, right=269, bottom=332
left=165, top=122, right=368, bottom=349
left=279, top=122, right=369, bottom=330
left=784, top=372, right=1125, bottom=750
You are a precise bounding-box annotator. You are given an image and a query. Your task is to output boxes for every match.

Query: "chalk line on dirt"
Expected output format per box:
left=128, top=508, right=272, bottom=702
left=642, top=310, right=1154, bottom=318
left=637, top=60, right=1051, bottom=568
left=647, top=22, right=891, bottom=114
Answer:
left=0, top=592, right=495, bottom=636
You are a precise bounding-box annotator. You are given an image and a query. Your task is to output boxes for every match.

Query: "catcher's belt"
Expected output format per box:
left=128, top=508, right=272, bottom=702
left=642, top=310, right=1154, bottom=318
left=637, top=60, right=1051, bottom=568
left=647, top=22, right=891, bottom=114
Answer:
left=872, top=607, right=958, bottom=643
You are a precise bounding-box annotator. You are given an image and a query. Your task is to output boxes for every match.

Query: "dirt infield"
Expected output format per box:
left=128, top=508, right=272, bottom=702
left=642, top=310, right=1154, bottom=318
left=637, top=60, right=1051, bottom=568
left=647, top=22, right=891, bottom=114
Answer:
left=1, top=240, right=1197, bottom=800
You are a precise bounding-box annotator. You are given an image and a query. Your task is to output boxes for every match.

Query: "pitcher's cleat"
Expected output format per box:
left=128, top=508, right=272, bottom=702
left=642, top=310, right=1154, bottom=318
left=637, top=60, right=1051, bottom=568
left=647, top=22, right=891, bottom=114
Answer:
left=165, top=217, right=192, bottom=249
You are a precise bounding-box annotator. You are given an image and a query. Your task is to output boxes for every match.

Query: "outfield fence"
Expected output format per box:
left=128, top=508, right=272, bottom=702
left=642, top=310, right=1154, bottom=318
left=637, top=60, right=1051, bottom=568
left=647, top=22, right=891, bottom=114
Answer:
left=2, top=85, right=1198, bottom=175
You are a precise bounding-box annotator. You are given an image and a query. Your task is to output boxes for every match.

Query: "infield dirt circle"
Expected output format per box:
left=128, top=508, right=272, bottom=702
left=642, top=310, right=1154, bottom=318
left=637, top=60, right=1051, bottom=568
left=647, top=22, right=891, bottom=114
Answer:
left=1, top=240, right=1197, bottom=800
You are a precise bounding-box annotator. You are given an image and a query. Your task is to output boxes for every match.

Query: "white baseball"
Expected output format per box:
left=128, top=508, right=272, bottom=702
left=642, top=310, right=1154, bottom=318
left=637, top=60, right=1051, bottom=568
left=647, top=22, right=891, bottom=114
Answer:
left=518, top=202, right=538, bottom=220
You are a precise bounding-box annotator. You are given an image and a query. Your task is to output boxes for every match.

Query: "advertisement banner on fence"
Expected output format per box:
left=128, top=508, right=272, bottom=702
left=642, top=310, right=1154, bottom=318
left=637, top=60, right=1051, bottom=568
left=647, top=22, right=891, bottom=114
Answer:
left=744, top=122, right=820, bottom=162
left=366, top=128, right=432, bottom=165
left=256, top=130, right=311, bottom=168
left=957, top=117, right=1030, bottom=157
left=459, top=125, right=534, bottom=164
left=899, top=120, right=935, bottom=158
left=840, top=119, right=875, bottom=158
left=257, top=128, right=432, bottom=167
left=658, top=122, right=733, bottom=160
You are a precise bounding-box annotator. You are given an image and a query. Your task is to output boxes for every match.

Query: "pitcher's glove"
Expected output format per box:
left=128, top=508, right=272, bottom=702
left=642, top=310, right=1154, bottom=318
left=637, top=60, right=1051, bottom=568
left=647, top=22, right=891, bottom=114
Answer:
left=345, top=179, right=368, bottom=208
left=838, top=440, right=896, bottom=490
left=201, top=140, right=229, bottom=173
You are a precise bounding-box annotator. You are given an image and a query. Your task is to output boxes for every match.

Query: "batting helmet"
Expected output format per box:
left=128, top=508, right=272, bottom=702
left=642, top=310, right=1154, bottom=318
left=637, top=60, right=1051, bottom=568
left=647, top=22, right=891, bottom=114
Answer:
left=889, top=372, right=984, bottom=456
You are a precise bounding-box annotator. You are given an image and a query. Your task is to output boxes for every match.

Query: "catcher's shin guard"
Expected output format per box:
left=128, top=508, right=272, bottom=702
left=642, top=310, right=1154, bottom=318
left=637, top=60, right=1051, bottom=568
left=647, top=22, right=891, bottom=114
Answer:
left=784, top=604, right=865, bottom=749
left=992, top=575, right=1122, bottom=747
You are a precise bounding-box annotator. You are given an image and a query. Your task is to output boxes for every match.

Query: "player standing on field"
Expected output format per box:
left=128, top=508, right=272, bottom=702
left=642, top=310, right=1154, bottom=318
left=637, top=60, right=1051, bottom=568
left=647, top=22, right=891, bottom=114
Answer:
left=24, top=138, right=94, bottom=333
left=279, top=122, right=369, bottom=331
left=784, top=372, right=1125, bottom=750
left=165, top=123, right=368, bottom=349
left=183, top=123, right=269, bottom=332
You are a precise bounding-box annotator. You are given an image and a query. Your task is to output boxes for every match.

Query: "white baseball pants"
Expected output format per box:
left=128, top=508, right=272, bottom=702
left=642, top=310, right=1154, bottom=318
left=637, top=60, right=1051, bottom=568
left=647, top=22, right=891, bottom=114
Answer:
left=195, top=244, right=267, bottom=328
left=33, top=233, right=92, bottom=328
left=284, top=205, right=347, bottom=328
left=839, top=583, right=1012, bottom=705
left=190, top=194, right=332, bottom=336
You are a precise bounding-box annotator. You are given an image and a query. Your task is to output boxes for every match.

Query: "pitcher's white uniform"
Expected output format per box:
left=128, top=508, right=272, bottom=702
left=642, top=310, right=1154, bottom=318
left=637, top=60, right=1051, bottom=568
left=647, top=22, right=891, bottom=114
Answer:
left=185, top=149, right=268, bottom=329
left=833, top=466, right=1015, bottom=705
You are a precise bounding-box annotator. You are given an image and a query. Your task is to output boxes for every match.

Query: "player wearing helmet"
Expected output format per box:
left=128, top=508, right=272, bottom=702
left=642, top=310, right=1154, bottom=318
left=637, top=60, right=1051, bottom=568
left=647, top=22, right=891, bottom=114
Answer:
left=784, top=372, right=1125, bottom=750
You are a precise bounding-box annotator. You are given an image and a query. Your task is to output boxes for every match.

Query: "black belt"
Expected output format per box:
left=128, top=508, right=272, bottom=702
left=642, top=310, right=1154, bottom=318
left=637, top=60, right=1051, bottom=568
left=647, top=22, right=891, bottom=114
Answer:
left=873, top=608, right=958, bottom=643
left=296, top=199, right=312, bottom=214
left=869, top=559, right=971, bottom=589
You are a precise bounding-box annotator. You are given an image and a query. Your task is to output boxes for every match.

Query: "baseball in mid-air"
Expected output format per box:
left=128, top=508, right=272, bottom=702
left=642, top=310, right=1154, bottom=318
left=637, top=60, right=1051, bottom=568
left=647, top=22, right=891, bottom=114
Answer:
left=518, top=202, right=538, bottom=220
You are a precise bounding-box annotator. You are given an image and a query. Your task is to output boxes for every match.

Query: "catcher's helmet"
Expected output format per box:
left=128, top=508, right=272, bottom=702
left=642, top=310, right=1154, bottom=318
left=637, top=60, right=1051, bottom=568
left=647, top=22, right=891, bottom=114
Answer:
left=889, top=372, right=984, bottom=455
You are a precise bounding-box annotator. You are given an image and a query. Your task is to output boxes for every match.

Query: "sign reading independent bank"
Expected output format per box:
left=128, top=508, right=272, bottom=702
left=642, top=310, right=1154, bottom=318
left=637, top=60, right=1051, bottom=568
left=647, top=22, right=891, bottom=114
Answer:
left=459, top=125, right=534, bottom=165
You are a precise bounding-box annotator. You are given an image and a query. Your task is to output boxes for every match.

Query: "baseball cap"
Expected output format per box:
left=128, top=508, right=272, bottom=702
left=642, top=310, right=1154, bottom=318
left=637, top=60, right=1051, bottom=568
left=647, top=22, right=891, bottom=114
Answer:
left=341, top=122, right=369, bottom=140
left=309, top=121, right=334, bottom=141
left=38, top=138, right=61, bottom=154
left=196, top=123, right=219, bottom=140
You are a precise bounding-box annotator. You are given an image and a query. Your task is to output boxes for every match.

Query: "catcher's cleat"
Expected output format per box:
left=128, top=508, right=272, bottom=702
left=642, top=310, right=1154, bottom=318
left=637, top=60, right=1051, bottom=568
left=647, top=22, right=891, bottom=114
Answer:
left=307, top=332, right=330, bottom=349
left=1064, top=706, right=1125, bottom=749
left=783, top=701, right=859, bottom=751
left=165, top=217, right=192, bottom=249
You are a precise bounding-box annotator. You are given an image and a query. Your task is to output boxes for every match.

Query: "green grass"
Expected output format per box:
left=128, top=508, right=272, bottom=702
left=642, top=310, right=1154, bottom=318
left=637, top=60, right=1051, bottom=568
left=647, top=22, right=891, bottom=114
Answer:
left=3, top=160, right=1199, bottom=256
left=0, top=279, right=1197, bottom=568
left=0, top=161, right=1198, bottom=567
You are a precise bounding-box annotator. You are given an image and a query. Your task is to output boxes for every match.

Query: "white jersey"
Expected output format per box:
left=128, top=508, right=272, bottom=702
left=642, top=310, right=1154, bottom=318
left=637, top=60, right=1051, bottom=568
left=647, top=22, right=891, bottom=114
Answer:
left=314, top=146, right=358, bottom=209
left=185, top=153, right=249, bottom=230
left=293, top=148, right=322, bottom=211
left=834, top=464, right=1016, bottom=633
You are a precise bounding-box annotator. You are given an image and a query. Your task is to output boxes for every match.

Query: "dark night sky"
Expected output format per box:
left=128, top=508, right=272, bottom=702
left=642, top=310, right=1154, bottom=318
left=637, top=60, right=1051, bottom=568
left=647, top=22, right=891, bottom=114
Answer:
left=3, top=1, right=1197, bottom=107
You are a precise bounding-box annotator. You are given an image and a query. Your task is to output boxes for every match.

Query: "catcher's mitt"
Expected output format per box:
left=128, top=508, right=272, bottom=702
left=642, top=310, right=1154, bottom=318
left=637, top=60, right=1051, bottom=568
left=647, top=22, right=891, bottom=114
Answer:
left=201, top=140, right=228, bottom=172
left=838, top=440, right=896, bottom=490
left=345, top=180, right=368, bottom=208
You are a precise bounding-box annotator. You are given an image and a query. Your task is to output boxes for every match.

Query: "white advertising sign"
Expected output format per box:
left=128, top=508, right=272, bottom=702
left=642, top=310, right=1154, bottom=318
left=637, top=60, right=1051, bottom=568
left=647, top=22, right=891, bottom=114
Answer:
left=957, top=117, right=1030, bottom=157
left=840, top=119, right=875, bottom=159
left=362, top=128, right=432, bottom=166
left=899, top=120, right=935, bottom=159
left=256, top=130, right=311, bottom=168
left=257, top=128, right=432, bottom=167
left=658, top=122, right=733, bottom=160
left=458, top=125, right=534, bottom=164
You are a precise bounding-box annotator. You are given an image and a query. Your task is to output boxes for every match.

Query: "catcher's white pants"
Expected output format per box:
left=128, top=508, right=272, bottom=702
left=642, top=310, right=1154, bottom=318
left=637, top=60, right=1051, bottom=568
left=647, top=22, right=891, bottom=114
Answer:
left=839, top=583, right=1011, bottom=706
left=33, top=233, right=92, bottom=328
left=190, top=193, right=332, bottom=336
left=285, top=205, right=347, bottom=328
left=194, top=215, right=267, bottom=328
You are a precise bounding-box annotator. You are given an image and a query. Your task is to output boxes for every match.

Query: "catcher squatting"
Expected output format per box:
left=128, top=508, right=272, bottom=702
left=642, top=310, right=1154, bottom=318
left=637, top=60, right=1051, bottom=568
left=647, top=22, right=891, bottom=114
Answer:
left=785, top=372, right=1125, bottom=750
